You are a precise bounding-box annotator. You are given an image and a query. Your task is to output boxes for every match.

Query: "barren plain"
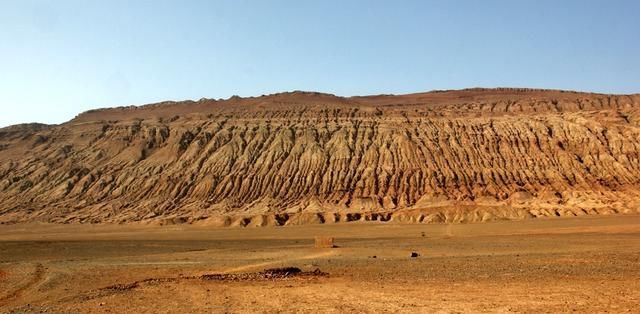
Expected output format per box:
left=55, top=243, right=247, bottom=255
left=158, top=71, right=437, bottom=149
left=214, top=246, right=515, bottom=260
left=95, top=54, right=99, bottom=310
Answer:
left=1, top=215, right=639, bottom=313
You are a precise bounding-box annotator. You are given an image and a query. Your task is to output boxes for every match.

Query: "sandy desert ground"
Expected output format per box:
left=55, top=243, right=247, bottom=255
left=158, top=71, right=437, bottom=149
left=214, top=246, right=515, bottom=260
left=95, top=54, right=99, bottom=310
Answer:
left=0, top=215, right=638, bottom=313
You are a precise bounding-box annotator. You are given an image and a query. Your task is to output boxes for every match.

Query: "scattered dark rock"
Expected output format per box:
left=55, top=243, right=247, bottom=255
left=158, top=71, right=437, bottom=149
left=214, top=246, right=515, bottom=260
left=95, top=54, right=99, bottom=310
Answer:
left=93, top=267, right=329, bottom=300
left=102, top=282, right=139, bottom=292
left=200, top=267, right=327, bottom=281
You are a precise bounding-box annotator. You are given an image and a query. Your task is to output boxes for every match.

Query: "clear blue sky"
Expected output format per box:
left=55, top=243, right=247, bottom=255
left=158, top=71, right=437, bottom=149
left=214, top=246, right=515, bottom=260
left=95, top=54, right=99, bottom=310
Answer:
left=1, top=0, right=639, bottom=127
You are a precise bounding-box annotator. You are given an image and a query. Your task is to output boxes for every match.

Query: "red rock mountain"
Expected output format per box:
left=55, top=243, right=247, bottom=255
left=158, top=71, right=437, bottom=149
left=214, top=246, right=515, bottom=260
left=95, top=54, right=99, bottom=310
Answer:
left=1, top=88, right=640, bottom=226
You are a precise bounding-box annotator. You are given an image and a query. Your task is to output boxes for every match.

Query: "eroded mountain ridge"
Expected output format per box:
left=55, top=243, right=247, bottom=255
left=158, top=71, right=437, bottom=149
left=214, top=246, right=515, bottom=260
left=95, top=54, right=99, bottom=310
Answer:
left=1, top=88, right=640, bottom=225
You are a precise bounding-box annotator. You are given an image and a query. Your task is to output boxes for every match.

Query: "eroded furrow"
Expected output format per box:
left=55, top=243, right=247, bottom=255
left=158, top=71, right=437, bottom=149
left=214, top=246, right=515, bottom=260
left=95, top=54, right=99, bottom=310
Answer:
left=1, top=90, right=640, bottom=224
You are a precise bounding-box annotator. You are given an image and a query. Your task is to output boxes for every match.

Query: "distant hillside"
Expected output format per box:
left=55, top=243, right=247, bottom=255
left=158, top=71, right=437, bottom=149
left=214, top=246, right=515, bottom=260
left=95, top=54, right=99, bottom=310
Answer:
left=1, top=88, right=640, bottom=226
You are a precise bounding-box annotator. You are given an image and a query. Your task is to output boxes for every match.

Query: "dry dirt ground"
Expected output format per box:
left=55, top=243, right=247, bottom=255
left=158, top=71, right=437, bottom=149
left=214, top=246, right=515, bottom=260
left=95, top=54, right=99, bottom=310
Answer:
left=0, top=215, right=639, bottom=313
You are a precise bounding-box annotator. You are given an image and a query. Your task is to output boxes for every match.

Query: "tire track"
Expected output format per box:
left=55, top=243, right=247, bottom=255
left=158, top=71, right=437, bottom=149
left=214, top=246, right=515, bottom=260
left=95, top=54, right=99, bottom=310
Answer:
left=0, top=263, right=46, bottom=307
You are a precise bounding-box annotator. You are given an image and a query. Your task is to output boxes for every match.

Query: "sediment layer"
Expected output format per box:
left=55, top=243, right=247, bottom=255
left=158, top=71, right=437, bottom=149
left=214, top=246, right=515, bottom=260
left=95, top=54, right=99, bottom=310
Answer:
left=1, top=88, right=639, bottom=225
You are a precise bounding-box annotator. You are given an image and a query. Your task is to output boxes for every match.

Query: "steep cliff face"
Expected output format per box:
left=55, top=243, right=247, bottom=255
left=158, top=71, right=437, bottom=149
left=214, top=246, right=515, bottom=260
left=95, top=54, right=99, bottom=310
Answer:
left=1, top=89, right=640, bottom=225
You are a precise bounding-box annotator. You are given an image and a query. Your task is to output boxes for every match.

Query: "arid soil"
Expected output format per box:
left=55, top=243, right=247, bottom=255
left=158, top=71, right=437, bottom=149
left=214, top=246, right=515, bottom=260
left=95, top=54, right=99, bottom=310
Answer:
left=1, top=88, right=640, bottom=224
left=0, top=215, right=638, bottom=313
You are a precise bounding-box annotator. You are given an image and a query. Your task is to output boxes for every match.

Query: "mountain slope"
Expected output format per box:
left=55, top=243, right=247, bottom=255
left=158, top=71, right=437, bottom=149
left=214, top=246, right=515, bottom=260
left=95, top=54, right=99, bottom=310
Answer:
left=1, top=88, right=640, bottom=225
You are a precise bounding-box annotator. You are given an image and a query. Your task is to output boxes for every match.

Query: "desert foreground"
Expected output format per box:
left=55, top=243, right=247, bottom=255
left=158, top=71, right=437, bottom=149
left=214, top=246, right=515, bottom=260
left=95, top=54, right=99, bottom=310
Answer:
left=0, top=215, right=638, bottom=313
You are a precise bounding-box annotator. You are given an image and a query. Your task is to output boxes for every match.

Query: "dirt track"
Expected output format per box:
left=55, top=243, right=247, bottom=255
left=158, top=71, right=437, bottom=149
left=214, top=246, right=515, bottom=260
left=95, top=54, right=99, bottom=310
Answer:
left=0, top=215, right=639, bottom=313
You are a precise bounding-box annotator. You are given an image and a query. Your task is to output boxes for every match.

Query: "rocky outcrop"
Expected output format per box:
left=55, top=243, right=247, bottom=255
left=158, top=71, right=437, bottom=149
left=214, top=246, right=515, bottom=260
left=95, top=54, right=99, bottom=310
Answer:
left=1, top=88, right=640, bottom=225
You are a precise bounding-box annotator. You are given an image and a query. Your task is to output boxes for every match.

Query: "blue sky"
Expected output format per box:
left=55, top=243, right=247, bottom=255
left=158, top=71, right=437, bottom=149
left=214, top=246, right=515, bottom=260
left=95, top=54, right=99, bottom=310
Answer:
left=1, top=0, right=639, bottom=127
